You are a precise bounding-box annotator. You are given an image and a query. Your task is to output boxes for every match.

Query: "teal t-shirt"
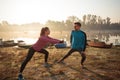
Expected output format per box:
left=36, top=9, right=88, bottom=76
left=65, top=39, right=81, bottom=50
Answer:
left=70, top=30, right=86, bottom=51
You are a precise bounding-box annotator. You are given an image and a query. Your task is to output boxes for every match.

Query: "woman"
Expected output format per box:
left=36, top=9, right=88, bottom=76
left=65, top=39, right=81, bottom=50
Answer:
left=18, top=27, right=63, bottom=80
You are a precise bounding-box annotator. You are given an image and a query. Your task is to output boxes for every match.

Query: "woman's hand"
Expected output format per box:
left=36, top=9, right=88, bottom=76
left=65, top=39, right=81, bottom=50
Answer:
left=59, top=40, right=64, bottom=43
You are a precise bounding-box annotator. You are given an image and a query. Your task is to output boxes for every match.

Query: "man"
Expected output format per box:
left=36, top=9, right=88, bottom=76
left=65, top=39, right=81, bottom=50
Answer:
left=58, top=22, right=87, bottom=68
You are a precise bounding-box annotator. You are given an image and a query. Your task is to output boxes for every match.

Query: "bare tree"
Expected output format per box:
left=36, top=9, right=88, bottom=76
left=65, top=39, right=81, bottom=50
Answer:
left=83, top=15, right=86, bottom=25
left=106, top=17, right=111, bottom=26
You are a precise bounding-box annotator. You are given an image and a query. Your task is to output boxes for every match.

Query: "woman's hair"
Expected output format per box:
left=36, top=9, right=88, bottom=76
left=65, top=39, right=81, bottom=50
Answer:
left=40, top=27, right=49, bottom=36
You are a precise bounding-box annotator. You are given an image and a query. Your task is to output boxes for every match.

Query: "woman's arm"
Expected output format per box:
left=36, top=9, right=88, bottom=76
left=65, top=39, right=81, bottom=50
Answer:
left=42, top=36, right=61, bottom=44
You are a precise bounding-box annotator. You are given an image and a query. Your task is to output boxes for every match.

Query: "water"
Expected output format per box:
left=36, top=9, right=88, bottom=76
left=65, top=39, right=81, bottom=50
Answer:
left=107, top=35, right=120, bottom=45
left=95, top=35, right=120, bottom=45
left=14, top=38, right=37, bottom=45
left=0, top=31, right=120, bottom=46
left=12, top=35, right=120, bottom=45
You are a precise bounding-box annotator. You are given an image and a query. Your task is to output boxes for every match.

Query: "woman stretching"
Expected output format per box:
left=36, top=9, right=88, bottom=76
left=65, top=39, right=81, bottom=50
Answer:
left=18, top=27, right=63, bottom=80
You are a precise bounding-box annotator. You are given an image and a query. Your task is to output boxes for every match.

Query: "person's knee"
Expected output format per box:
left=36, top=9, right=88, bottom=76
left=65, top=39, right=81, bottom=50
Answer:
left=23, top=58, right=30, bottom=64
left=82, top=53, right=86, bottom=59
left=45, top=51, right=49, bottom=55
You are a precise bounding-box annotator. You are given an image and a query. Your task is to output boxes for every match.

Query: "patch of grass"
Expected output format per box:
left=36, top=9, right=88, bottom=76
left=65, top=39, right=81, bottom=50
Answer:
left=0, top=47, right=120, bottom=80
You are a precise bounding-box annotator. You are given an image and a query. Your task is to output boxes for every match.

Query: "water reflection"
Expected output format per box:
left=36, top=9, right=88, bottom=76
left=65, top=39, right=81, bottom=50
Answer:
left=14, top=38, right=37, bottom=45
left=13, top=35, right=120, bottom=46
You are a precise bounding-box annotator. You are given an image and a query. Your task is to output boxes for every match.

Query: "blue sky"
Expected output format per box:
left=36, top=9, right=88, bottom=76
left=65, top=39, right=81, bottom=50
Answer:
left=0, top=0, right=120, bottom=24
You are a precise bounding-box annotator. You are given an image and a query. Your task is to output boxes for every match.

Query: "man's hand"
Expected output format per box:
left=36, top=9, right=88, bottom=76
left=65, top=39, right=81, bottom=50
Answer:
left=81, top=51, right=86, bottom=54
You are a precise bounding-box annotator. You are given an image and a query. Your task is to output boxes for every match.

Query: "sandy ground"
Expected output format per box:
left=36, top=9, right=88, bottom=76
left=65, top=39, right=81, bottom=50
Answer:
left=0, top=46, right=120, bottom=80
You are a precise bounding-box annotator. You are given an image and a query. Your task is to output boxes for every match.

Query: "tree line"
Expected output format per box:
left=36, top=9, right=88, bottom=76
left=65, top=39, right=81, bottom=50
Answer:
left=45, top=14, right=120, bottom=31
left=0, top=14, right=120, bottom=32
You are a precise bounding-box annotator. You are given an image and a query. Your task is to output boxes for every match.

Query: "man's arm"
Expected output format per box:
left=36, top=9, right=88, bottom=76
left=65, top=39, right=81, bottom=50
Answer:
left=83, top=32, right=87, bottom=51
left=70, top=34, right=72, bottom=44
left=70, top=30, right=73, bottom=44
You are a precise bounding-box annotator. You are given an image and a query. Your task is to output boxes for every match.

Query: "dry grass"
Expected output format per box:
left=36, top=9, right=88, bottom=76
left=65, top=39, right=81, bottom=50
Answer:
left=0, top=46, right=120, bottom=80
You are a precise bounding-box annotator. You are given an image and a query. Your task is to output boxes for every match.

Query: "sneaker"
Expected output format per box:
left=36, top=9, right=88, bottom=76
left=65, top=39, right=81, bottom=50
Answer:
left=18, top=74, right=24, bottom=80
left=57, top=59, right=62, bottom=63
left=81, top=64, right=86, bottom=69
left=57, top=61, right=65, bottom=64
left=43, top=63, right=51, bottom=68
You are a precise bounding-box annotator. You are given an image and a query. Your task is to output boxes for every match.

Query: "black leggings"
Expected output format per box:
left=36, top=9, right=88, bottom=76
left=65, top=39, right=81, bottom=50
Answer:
left=60, top=49, right=86, bottom=65
left=20, top=47, right=49, bottom=73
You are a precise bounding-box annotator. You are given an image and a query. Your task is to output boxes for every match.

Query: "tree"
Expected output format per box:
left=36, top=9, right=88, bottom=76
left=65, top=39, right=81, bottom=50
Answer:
left=1, top=21, right=9, bottom=27
left=97, top=16, right=103, bottom=24
left=106, top=17, right=111, bottom=26
left=45, top=20, right=56, bottom=29
left=90, top=15, right=97, bottom=24
left=103, top=19, right=106, bottom=24
left=86, top=14, right=91, bottom=24
left=65, top=20, right=73, bottom=30
left=67, top=16, right=80, bottom=23
left=45, top=20, right=66, bottom=31
left=83, top=15, right=86, bottom=25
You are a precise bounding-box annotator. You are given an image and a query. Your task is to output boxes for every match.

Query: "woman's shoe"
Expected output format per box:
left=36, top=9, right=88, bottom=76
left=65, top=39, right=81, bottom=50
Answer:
left=18, top=74, right=24, bottom=80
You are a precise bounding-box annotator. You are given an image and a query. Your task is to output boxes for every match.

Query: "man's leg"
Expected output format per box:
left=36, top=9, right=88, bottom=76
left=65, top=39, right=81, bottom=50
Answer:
left=58, top=49, right=76, bottom=62
left=80, top=52, right=86, bottom=67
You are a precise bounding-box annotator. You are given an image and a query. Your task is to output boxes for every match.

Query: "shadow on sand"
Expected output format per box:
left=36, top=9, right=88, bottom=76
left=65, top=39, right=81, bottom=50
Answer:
left=64, top=63, right=112, bottom=80
left=45, top=66, right=68, bottom=80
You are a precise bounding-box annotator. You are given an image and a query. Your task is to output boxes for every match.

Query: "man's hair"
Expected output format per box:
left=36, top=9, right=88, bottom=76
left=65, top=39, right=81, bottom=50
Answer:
left=74, top=22, right=81, bottom=26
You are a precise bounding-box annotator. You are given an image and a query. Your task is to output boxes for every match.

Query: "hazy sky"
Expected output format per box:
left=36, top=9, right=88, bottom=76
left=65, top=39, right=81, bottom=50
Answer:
left=0, top=0, right=120, bottom=24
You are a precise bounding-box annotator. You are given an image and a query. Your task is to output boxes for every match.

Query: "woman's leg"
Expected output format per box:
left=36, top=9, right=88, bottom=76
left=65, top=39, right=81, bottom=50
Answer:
left=19, top=47, right=35, bottom=73
left=38, top=49, right=49, bottom=63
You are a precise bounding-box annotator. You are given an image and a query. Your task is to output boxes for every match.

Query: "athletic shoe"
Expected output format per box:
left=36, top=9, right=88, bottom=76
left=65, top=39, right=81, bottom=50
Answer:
left=43, top=63, right=51, bottom=68
left=57, top=61, right=65, bottom=64
left=18, top=74, right=24, bottom=80
left=81, top=64, right=86, bottom=69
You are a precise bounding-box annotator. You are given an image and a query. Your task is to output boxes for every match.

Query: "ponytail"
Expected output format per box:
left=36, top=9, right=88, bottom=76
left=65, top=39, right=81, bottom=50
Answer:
left=40, top=27, right=49, bottom=36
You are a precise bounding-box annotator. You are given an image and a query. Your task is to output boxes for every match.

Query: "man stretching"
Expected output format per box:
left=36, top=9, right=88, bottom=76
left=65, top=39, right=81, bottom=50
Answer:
left=58, top=22, right=87, bottom=68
